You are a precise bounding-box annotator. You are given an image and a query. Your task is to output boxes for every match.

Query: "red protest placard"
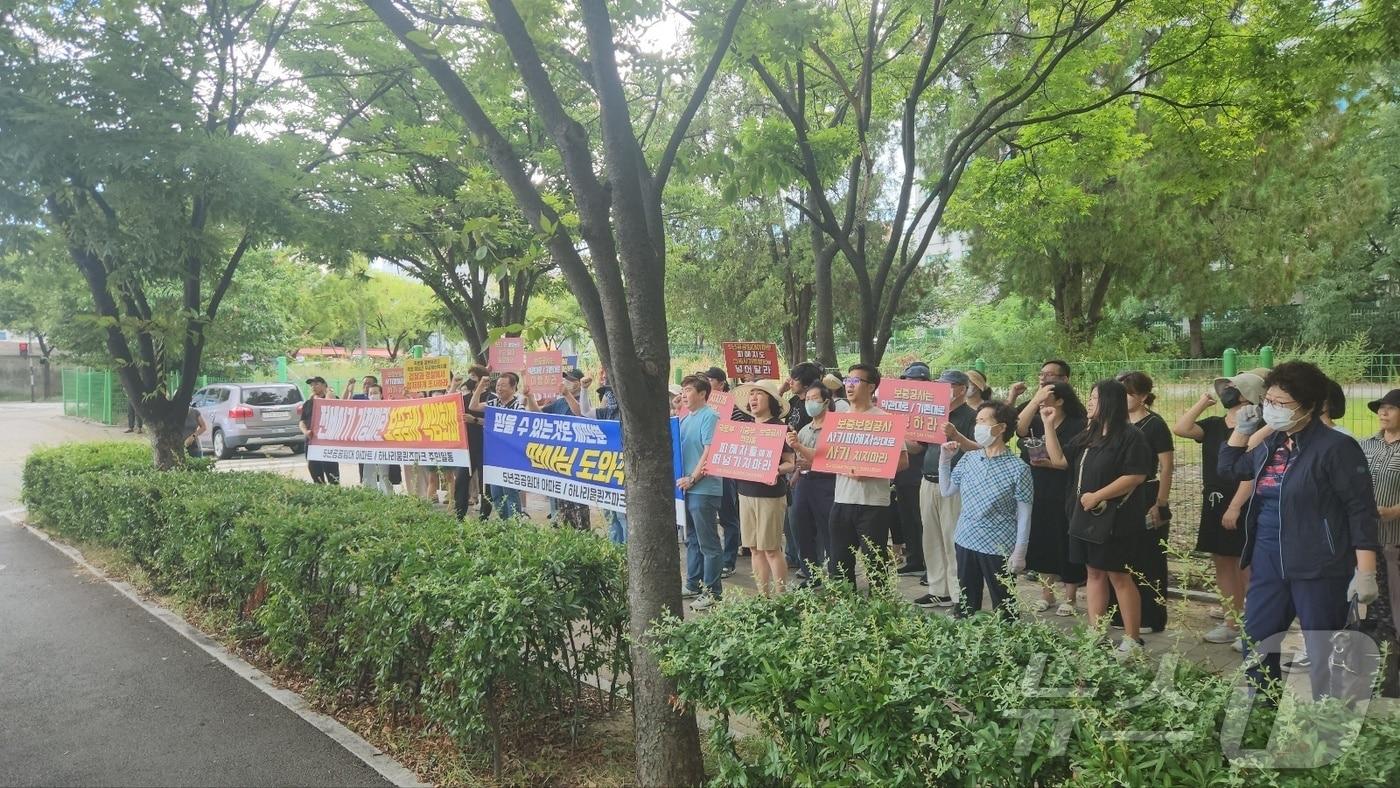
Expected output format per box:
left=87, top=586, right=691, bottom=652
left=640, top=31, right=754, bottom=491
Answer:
left=811, top=410, right=907, bottom=480
left=709, top=390, right=735, bottom=420
left=525, top=350, right=563, bottom=397
left=876, top=379, right=952, bottom=443
left=488, top=337, right=526, bottom=373
left=380, top=367, right=406, bottom=400
left=704, top=420, right=789, bottom=484
left=722, top=342, right=781, bottom=381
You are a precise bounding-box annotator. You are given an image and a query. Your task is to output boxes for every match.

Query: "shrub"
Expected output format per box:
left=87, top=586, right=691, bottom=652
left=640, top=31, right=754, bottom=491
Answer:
left=650, top=581, right=1400, bottom=786
left=22, top=443, right=629, bottom=760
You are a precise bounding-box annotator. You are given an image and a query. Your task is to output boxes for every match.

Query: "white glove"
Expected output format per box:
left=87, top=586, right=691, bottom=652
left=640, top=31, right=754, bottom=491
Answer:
left=1235, top=404, right=1264, bottom=436
left=1348, top=569, right=1379, bottom=605
left=1009, top=544, right=1028, bottom=574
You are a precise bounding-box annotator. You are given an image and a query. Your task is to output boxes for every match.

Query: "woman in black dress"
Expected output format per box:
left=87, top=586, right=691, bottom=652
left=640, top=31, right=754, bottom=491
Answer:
left=1114, top=371, right=1176, bottom=634
left=1020, top=382, right=1088, bottom=616
left=1173, top=374, right=1262, bottom=646
left=1041, top=379, right=1153, bottom=657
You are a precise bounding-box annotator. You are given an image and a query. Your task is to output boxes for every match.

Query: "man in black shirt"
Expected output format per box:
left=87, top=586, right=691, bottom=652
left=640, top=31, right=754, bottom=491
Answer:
left=300, top=376, right=340, bottom=484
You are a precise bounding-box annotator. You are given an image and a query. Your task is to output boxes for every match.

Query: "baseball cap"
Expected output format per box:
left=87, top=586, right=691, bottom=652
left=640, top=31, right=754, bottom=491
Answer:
left=937, top=369, right=970, bottom=387
left=1368, top=389, right=1400, bottom=413
left=305, top=376, right=327, bottom=385
left=562, top=368, right=585, bottom=381
left=700, top=366, right=727, bottom=382
left=901, top=362, right=931, bottom=381
left=1212, top=369, right=1267, bottom=406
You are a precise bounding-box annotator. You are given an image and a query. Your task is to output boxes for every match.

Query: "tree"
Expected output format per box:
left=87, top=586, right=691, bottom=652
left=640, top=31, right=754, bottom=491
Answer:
left=361, top=0, right=748, bottom=781
left=0, top=1, right=375, bottom=467
left=0, top=235, right=86, bottom=397
left=728, top=0, right=1235, bottom=364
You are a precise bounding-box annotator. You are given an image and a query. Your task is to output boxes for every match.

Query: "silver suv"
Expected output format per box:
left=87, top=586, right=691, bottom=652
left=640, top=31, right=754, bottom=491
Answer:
left=192, top=383, right=306, bottom=459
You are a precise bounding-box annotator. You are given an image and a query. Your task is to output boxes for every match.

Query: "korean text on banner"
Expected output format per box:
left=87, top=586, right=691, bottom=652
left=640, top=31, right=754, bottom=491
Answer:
left=721, top=342, right=781, bottom=381
left=876, top=379, right=952, bottom=443
left=379, top=367, right=406, bottom=400
left=704, top=420, right=788, bottom=484
left=404, top=356, right=451, bottom=393
left=488, top=337, right=526, bottom=373
left=810, top=410, right=907, bottom=480
left=307, top=392, right=468, bottom=466
left=482, top=407, right=685, bottom=526
left=525, top=350, right=564, bottom=397
left=709, top=390, right=735, bottom=420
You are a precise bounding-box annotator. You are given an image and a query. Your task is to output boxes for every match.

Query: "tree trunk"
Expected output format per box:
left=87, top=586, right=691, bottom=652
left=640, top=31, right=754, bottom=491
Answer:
left=41, top=360, right=51, bottom=400
left=148, top=414, right=189, bottom=470
left=1188, top=313, right=1205, bottom=357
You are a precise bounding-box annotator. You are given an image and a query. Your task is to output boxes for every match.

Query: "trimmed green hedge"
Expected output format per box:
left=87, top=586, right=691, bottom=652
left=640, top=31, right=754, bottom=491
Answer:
left=22, top=443, right=629, bottom=753
left=651, top=582, right=1400, bottom=787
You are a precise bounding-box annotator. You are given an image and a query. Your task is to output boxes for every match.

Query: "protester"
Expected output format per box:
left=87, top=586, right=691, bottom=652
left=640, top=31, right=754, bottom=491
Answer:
left=677, top=375, right=724, bottom=609
left=787, top=383, right=837, bottom=587
left=125, top=402, right=143, bottom=434
left=892, top=362, right=932, bottom=579
left=594, top=370, right=627, bottom=544
left=1009, top=359, right=1072, bottom=405
left=1173, top=370, right=1266, bottom=647
left=784, top=362, right=824, bottom=433
left=1019, top=381, right=1088, bottom=616
left=703, top=366, right=742, bottom=576
left=359, top=385, right=395, bottom=494
left=1040, top=379, right=1152, bottom=658
left=541, top=369, right=594, bottom=531
left=1362, top=389, right=1400, bottom=693
left=461, top=366, right=488, bottom=514
left=184, top=405, right=207, bottom=458
left=824, top=373, right=851, bottom=411
left=828, top=364, right=911, bottom=587
left=940, top=401, right=1033, bottom=619
left=1219, top=360, right=1380, bottom=697
left=732, top=380, right=798, bottom=595
left=916, top=369, right=977, bottom=608
left=468, top=371, right=528, bottom=518
left=299, top=376, right=340, bottom=484
left=964, top=369, right=990, bottom=411
left=1324, top=379, right=1355, bottom=438
left=1112, top=371, right=1175, bottom=634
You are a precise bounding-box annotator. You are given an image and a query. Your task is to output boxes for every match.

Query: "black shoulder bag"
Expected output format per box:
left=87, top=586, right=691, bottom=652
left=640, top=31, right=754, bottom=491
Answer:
left=1068, top=447, right=1119, bottom=544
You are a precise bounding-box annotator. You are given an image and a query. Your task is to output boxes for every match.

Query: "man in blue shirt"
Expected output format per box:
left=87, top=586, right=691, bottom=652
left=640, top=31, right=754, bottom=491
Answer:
left=677, top=374, right=724, bottom=609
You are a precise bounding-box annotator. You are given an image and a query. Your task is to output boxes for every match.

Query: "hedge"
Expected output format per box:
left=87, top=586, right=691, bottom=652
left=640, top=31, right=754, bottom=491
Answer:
left=22, top=443, right=629, bottom=760
left=650, top=581, right=1400, bottom=787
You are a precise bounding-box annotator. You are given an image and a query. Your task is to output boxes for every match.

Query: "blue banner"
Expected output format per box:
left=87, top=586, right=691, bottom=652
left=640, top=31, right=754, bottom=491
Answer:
left=482, top=406, right=684, bottom=525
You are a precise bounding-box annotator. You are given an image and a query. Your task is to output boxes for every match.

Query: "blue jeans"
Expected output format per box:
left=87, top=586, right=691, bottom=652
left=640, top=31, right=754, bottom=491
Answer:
left=488, top=485, right=522, bottom=519
left=784, top=504, right=800, bottom=567
left=607, top=509, right=628, bottom=545
left=720, top=478, right=741, bottom=569
left=685, top=492, right=723, bottom=598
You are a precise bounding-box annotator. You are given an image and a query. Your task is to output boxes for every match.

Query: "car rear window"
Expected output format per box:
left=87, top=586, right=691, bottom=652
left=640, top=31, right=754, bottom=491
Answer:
left=241, top=386, right=303, bottom=406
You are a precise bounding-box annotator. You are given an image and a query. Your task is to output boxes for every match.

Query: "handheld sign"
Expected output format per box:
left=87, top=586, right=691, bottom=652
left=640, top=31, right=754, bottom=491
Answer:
left=379, top=367, right=406, bottom=400
left=307, top=392, right=468, bottom=465
left=704, top=420, right=788, bottom=484
left=811, top=410, right=907, bottom=480
left=488, top=337, right=526, bottom=374
left=404, top=357, right=451, bottom=393
left=525, top=350, right=564, bottom=397
left=876, top=379, right=952, bottom=443
left=722, top=342, right=781, bottom=381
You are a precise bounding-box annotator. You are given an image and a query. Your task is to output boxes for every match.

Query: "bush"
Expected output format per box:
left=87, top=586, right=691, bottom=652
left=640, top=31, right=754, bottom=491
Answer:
left=22, top=443, right=629, bottom=757
left=650, top=581, right=1400, bottom=786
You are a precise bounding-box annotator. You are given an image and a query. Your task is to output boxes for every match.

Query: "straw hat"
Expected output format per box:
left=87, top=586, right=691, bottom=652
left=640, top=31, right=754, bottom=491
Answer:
left=733, top=379, right=791, bottom=419
left=823, top=373, right=843, bottom=392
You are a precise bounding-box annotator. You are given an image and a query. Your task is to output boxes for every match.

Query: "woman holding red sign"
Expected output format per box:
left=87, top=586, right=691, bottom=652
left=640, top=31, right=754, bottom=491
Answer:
left=734, top=380, right=798, bottom=596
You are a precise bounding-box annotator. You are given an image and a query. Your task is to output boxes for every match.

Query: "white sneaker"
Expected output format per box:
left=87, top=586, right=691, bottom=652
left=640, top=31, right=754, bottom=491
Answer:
left=1203, top=624, right=1239, bottom=644
left=1231, top=637, right=1244, bottom=654
left=1031, top=599, right=1053, bottom=613
left=689, top=596, right=716, bottom=611
left=1115, top=638, right=1146, bottom=660
left=1055, top=603, right=1076, bottom=617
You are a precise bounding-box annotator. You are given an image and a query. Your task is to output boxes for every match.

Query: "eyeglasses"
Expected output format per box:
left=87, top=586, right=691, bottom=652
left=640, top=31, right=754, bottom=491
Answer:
left=1264, top=397, right=1299, bottom=408
left=843, top=376, right=870, bottom=386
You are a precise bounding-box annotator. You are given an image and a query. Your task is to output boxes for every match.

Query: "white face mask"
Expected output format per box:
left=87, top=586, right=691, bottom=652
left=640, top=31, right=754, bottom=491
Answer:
left=974, top=423, right=999, bottom=448
left=1262, top=402, right=1300, bottom=432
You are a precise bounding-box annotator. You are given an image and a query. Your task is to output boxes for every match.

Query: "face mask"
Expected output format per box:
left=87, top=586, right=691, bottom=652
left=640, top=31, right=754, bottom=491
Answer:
left=805, top=401, right=825, bottom=418
left=1262, top=402, right=1300, bottom=432
left=1219, top=388, right=1243, bottom=409
left=974, top=424, right=1000, bottom=448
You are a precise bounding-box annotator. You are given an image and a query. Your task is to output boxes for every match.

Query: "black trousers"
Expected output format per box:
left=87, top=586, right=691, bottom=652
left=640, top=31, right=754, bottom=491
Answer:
left=891, top=477, right=923, bottom=567
left=791, top=474, right=835, bottom=576
left=453, top=465, right=472, bottom=519
left=827, top=503, right=889, bottom=587
left=1109, top=523, right=1170, bottom=631
left=955, top=545, right=1015, bottom=619
left=308, top=460, right=340, bottom=485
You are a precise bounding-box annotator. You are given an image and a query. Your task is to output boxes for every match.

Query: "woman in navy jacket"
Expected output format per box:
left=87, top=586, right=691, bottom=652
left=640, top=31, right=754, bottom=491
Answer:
left=1218, top=361, right=1380, bottom=697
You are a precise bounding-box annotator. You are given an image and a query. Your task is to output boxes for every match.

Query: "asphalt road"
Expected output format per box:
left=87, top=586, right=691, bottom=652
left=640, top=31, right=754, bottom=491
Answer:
left=0, top=403, right=394, bottom=787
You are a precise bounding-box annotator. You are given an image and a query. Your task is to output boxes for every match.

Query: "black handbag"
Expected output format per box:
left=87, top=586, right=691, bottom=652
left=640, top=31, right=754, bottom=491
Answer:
left=1068, top=448, right=1119, bottom=544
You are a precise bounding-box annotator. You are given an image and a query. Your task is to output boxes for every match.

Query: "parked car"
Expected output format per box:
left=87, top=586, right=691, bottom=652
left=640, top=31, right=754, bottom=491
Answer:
left=192, top=383, right=306, bottom=459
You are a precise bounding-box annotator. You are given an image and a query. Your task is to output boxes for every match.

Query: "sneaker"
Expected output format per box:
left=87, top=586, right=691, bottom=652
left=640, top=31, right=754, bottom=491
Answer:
left=1055, top=603, right=1076, bottom=617
left=122, top=428, right=134, bottom=433
left=918, top=576, right=929, bottom=587
left=1031, top=599, right=1053, bottom=613
left=1231, top=637, right=1245, bottom=654
left=720, top=567, right=736, bottom=579
left=914, top=594, right=954, bottom=609
left=681, top=587, right=701, bottom=599
left=1203, top=624, right=1239, bottom=644
left=897, top=564, right=925, bottom=577
left=690, top=596, right=716, bottom=611
left=1281, top=648, right=1311, bottom=672
left=1115, top=638, right=1146, bottom=660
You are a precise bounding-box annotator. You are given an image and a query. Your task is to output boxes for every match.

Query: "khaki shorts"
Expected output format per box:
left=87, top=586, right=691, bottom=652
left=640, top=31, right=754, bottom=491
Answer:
left=739, top=494, right=787, bottom=552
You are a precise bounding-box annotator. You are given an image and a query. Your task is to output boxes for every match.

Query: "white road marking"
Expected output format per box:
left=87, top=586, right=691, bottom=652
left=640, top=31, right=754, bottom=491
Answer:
left=1, top=510, right=427, bottom=788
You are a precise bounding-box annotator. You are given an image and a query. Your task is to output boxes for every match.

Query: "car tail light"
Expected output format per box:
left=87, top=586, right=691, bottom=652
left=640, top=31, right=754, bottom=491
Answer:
left=228, top=405, right=254, bottom=420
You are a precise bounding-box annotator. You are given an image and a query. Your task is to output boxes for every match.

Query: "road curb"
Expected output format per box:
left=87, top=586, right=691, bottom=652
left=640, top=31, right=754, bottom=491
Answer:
left=2, top=508, right=429, bottom=788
